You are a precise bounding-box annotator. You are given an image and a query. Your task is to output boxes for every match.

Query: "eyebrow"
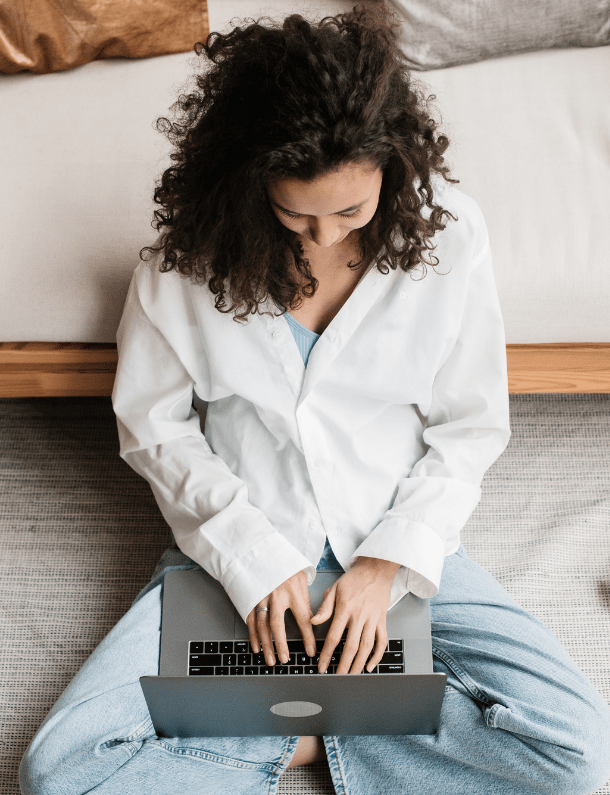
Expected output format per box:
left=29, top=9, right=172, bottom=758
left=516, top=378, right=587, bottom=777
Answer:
left=271, top=198, right=368, bottom=215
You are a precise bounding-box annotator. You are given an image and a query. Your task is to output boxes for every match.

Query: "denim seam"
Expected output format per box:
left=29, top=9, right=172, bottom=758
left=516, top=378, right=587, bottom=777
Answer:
left=96, top=717, right=155, bottom=757
left=484, top=702, right=505, bottom=728
left=327, top=736, right=349, bottom=795
left=152, top=741, right=278, bottom=772
left=432, top=645, right=495, bottom=707
left=266, top=736, right=300, bottom=795
left=120, top=717, right=155, bottom=744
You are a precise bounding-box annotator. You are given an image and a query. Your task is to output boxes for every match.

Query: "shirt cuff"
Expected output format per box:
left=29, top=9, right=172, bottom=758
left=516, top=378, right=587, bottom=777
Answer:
left=221, top=534, right=316, bottom=625
left=349, top=519, right=449, bottom=605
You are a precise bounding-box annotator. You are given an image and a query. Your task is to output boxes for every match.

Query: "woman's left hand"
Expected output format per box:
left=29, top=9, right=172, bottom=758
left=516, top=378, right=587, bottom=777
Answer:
left=312, top=556, right=401, bottom=674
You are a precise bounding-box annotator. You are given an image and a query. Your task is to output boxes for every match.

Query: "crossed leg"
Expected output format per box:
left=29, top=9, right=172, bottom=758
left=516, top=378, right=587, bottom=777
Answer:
left=326, top=547, right=610, bottom=795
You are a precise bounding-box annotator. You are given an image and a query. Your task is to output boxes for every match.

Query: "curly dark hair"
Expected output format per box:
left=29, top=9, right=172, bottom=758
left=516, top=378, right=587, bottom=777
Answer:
left=141, top=3, right=458, bottom=322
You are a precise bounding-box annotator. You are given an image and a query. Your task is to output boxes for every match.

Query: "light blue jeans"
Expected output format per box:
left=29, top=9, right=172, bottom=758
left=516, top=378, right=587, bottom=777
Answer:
left=20, top=544, right=610, bottom=795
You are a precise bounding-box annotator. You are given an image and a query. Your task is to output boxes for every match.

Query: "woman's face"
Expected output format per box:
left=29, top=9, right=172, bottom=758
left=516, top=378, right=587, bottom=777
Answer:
left=267, top=161, right=383, bottom=252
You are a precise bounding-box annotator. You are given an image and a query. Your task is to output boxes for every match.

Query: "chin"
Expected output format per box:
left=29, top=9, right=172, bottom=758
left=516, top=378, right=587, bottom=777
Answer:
left=306, top=235, right=349, bottom=248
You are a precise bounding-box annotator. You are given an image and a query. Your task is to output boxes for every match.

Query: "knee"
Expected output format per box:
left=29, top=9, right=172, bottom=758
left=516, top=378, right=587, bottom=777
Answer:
left=536, top=707, right=610, bottom=795
left=19, top=741, right=48, bottom=795
left=571, top=728, right=610, bottom=795
left=19, top=729, right=75, bottom=795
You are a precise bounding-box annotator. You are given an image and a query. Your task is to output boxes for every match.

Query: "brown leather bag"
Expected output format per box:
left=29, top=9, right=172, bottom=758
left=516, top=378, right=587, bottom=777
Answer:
left=0, top=0, right=209, bottom=74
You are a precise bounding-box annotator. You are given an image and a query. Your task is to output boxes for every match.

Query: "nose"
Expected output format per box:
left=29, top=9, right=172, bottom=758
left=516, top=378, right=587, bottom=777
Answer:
left=307, top=219, right=340, bottom=248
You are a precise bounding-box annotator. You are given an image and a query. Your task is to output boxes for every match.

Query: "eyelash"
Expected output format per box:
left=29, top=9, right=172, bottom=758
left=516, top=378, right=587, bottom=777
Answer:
left=280, top=208, right=362, bottom=220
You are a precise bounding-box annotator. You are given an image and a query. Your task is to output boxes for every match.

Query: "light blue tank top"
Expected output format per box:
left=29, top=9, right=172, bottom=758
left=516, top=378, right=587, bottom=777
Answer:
left=283, top=311, right=320, bottom=367
left=283, top=311, right=343, bottom=572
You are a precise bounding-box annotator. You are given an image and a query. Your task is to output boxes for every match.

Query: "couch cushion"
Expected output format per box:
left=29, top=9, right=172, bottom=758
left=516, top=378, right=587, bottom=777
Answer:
left=0, top=0, right=208, bottom=74
left=388, top=0, right=610, bottom=69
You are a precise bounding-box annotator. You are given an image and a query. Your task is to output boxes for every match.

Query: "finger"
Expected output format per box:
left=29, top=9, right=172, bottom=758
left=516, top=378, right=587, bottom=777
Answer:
left=291, top=595, right=317, bottom=658
left=348, top=621, right=376, bottom=674
left=366, top=624, right=389, bottom=672
left=311, top=585, right=337, bottom=625
left=247, top=610, right=261, bottom=654
left=336, top=622, right=363, bottom=675
left=270, top=603, right=289, bottom=665
left=256, top=607, right=276, bottom=666
left=318, top=615, right=347, bottom=674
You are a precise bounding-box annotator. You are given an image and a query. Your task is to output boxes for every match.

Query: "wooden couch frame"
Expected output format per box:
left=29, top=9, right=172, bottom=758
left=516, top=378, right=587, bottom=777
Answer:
left=1, top=343, right=608, bottom=396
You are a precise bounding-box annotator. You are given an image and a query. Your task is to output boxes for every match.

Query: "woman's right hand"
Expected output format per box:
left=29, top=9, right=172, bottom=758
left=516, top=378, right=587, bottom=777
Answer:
left=246, top=570, right=317, bottom=666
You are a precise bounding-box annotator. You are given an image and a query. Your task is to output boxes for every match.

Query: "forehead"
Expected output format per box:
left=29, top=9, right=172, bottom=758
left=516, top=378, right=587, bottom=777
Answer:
left=268, top=162, right=382, bottom=215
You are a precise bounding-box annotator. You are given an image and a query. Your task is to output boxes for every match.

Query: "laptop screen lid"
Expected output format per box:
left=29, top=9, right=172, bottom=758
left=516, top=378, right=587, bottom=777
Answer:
left=140, top=569, right=446, bottom=737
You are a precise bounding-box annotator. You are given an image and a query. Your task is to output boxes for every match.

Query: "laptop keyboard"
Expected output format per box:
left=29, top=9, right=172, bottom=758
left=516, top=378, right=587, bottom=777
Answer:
left=188, top=639, right=405, bottom=676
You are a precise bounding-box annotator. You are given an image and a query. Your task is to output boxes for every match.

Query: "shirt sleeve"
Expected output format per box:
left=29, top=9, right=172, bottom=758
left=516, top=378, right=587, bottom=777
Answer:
left=111, top=266, right=315, bottom=624
left=350, top=230, right=511, bottom=605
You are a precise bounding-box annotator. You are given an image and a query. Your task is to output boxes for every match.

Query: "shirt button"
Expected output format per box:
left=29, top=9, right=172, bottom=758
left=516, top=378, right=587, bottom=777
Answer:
left=272, top=330, right=281, bottom=339
left=313, top=458, right=323, bottom=467
left=308, top=520, right=317, bottom=529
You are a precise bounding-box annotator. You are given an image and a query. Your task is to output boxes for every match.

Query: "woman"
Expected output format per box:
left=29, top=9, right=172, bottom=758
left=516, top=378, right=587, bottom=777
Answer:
left=19, top=5, right=610, bottom=794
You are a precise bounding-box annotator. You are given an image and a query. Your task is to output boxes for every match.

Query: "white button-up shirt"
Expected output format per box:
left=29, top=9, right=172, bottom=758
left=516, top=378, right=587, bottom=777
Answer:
left=111, top=183, right=511, bottom=624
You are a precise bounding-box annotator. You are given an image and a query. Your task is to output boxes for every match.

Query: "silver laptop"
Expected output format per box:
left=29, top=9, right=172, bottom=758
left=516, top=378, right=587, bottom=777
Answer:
left=140, top=568, right=446, bottom=737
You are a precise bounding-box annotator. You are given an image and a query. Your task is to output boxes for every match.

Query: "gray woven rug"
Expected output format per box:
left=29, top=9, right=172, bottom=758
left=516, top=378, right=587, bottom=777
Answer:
left=1, top=395, right=609, bottom=795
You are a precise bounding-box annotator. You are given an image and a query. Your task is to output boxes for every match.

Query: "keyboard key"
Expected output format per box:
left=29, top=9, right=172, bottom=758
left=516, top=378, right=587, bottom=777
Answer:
left=190, top=654, right=221, bottom=666
left=289, top=666, right=303, bottom=674
left=237, top=654, right=251, bottom=666
left=215, top=666, right=230, bottom=675
left=235, top=642, right=249, bottom=654
left=252, top=652, right=266, bottom=666
left=220, top=641, right=233, bottom=653
left=388, top=639, right=403, bottom=652
left=204, top=642, right=218, bottom=654
left=245, top=667, right=259, bottom=675
left=260, top=666, right=275, bottom=675
left=316, top=640, right=325, bottom=652
left=189, top=641, right=204, bottom=654
left=314, top=651, right=340, bottom=665
left=296, top=653, right=310, bottom=665
left=223, top=654, right=237, bottom=666
left=304, top=666, right=318, bottom=675
left=378, top=664, right=404, bottom=674
left=287, top=640, right=306, bottom=653
left=363, top=666, right=378, bottom=673
left=230, top=667, right=244, bottom=675
left=189, top=667, right=214, bottom=676
left=380, top=652, right=404, bottom=665
left=275, top=666, right=289, bottom=675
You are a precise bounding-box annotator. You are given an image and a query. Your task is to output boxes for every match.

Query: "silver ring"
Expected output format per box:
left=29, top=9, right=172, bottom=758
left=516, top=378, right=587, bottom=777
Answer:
left=256, top=607, right=269, bottom=614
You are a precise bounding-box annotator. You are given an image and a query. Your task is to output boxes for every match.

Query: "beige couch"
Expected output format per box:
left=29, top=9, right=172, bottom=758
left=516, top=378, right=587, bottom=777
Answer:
left=1, top=0, right=609, bottom=395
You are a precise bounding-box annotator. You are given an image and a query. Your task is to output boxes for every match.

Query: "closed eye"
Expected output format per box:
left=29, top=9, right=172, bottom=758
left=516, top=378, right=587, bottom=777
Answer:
left=279, top=208, right=362, bottom=220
